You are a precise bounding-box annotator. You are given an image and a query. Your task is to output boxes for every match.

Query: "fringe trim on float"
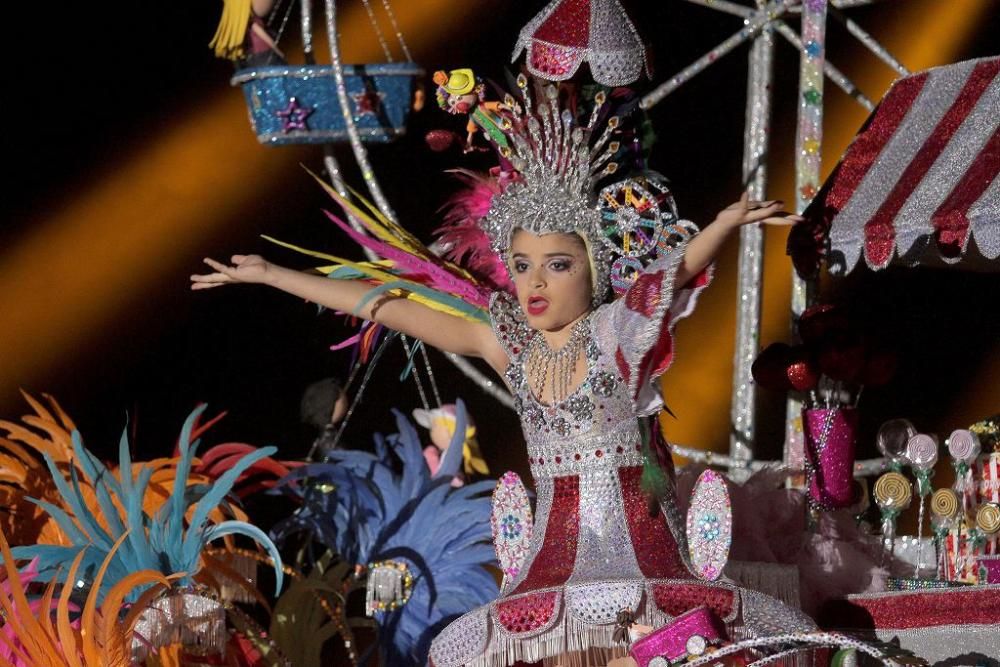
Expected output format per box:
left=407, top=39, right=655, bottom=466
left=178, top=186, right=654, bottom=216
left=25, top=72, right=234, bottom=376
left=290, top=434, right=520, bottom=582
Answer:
left=131, top=590, right=227, bottom=662
left=724, top=561, right=801, bottom=609
left=467, top=593, right=671, bottom=667
left=217, top=551, right=260, bottom=604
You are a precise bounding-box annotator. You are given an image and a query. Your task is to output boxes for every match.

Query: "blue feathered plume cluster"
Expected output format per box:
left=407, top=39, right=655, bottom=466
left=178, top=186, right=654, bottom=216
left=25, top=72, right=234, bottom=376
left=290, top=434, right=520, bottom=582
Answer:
left=9, top=405, right=284, bottom=602
left=271, top=399, right=498, bottom=666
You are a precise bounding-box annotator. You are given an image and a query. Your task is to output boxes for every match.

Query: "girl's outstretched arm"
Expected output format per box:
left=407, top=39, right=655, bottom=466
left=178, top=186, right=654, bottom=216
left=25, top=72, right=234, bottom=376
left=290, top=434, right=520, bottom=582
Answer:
left=191, top=254, right=508, bottom=372
left=674, top=191, right=802, bottom=287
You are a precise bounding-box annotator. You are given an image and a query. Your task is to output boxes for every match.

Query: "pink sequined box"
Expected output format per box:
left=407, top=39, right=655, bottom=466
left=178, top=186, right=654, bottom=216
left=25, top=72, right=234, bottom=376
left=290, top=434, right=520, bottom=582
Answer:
left=979, top=556, right=1000, bottom=584
left=629, top=606, right=724, bottom=666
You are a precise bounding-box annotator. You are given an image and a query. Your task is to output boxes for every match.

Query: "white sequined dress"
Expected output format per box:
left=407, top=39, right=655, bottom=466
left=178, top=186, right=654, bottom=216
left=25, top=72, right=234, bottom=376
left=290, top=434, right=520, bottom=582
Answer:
left=430, top=247, right=813, bottom=667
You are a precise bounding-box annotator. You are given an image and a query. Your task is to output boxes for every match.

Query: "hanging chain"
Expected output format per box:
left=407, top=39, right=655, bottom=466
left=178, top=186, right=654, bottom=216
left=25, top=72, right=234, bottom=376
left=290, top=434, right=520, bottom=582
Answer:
left=419, top=342, right=443, bottom=408
left=400, top=335, right=431, bottom=410
left=310, top=331, right=395, bottom=459
left=269, top=0, right=297, bottom=47
left=380, top=0, right=413, bottom=62
left=360, top=0, right=394, bottom=62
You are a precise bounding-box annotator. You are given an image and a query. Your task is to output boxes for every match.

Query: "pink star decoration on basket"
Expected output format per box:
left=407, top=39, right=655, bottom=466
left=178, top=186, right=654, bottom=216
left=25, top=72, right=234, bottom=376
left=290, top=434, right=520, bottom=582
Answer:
left=276, top=97, right=313, bottom=132
left=352, top=90, right=386, bottom=119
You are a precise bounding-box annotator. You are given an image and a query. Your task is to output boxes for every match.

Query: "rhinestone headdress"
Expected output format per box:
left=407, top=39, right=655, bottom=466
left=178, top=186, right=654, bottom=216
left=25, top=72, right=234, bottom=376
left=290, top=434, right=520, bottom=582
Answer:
left=481, top=75, right=624, bottom=307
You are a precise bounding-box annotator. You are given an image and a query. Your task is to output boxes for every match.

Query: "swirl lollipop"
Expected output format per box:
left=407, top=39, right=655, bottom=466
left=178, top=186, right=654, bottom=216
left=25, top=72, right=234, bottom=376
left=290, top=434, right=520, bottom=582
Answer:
left=977, top=502, right=1000, bottom=536
left=877, top=419, right=917, bottom=471
left=874, top=471, right=912, bottom=559
left=948, top=429, right=981, bottom=464
left=930, top=488, right=959, bottom=581
left=948, top=429, right=981, bottom=513
left=931, top=488, right=959, bottom=522
left=906, top=434, right=938, bottom=576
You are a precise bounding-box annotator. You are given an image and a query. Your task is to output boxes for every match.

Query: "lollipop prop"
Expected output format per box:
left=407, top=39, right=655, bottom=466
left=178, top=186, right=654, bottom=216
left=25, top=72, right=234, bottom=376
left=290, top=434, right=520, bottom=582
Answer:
left=930, top=488, right=960, bottom=580
left=976, top=502, right=1000, bottom=538
left=877, top=419, right=917, bottom=472
left=905, top=434, right=938, bottom=577
left=948, top=429, right=981, bottom=514
left=874, top=471, right=912, bottom=561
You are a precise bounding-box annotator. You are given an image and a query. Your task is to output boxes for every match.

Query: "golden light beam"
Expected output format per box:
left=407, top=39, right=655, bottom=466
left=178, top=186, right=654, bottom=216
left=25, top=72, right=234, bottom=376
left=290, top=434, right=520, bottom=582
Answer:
left=663, top=0, right=992, bottom=456
left=0, top=0, right=474, bottom=407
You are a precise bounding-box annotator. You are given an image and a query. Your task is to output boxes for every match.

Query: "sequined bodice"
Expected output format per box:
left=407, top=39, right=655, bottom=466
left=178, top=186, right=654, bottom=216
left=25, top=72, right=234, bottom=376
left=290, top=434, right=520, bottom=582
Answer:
left=492, top=295, right=648, bottom=481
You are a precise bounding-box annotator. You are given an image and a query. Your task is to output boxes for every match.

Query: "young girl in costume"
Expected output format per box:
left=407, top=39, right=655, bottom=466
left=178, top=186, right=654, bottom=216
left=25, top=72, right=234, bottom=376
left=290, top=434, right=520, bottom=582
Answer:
left=191, top=80, right=812, bottom=666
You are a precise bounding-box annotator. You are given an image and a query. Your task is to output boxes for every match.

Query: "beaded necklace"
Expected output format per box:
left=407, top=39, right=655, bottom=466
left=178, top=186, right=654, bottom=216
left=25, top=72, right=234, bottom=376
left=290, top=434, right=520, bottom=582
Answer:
left=525, top=317, right=590, bottom=404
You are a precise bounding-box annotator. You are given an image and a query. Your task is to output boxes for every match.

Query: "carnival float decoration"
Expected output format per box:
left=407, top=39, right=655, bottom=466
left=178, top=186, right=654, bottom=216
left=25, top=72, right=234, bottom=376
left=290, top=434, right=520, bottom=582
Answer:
left=270, top=402, right=498, bottom=665
left=214, top=0, right=422, bottom=146
left=180, top=0, right=1000, bottom=663
left=792, top=56, right=1000, bottom=276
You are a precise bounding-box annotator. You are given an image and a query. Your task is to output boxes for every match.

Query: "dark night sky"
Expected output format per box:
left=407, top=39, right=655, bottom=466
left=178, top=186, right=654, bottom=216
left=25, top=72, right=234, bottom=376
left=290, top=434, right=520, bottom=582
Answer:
left=1, top=1, right=997, bottom=471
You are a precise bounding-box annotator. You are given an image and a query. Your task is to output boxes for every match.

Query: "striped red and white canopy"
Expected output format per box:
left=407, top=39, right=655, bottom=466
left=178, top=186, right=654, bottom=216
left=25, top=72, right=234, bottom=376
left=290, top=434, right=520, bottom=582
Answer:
left=511, top=0, right=649, bottom=87
left=798, top=56, right=999, bottom=275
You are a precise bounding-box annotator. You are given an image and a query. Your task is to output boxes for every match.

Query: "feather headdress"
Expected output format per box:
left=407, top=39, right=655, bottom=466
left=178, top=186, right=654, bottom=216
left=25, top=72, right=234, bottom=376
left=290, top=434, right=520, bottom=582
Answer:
left=271, top=400, right=498, bottom=665
left=0, top=528, right=172, bottom=666
left=7, top=405, right=284, bottom=603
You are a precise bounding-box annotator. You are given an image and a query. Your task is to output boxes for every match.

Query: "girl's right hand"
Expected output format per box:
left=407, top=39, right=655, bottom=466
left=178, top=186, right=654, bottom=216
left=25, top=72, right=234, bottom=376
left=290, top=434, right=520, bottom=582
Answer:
left=190, top=255, right=272, bottom=289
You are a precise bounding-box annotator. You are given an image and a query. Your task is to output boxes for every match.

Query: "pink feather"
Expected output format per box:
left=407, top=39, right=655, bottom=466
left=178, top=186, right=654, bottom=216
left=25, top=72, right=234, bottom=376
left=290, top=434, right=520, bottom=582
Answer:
left=435, top=169, right=515, bottom=294
left=322, top=210, right=491, bottom=309
left=676, top=465, right=895, bottom=616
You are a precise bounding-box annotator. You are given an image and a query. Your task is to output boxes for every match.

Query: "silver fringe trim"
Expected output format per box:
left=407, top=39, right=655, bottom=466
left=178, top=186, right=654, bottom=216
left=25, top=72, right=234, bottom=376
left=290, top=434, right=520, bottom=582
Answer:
left=131, top=591, right=227, bottom=662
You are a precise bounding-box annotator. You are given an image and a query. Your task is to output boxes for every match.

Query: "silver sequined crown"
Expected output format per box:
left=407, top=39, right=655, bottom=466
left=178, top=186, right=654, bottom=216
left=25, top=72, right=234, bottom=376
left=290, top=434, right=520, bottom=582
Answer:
left=481, top=75, right=625, bottom=306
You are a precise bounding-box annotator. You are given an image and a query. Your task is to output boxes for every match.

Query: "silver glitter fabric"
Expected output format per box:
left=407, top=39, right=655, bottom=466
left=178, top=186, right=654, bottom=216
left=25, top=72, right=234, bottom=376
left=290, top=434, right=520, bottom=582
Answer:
left=131, top=590, right=227, bottom=662
left=430, top=248, right=813, bottom=667
left=512, top=0, right=650, bottom=87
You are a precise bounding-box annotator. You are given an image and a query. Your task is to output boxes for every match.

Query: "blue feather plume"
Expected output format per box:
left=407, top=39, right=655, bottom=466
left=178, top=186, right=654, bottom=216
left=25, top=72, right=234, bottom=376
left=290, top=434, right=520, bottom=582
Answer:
left=271, top=400, right=498, bottom=666
left=8, top=405, right=284, bottom=602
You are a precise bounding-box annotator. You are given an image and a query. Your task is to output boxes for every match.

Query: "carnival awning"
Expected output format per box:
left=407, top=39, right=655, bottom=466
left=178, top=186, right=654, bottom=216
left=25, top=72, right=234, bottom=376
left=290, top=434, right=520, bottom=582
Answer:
left=511, top=0, right=649, bottom=87
left=795, top=56, right=999, bottom=276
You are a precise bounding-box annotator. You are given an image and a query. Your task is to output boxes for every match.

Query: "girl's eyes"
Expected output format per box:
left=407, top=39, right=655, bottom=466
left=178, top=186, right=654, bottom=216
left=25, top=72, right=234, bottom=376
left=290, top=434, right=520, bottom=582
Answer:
left=512, top=259, right=572, bottom=273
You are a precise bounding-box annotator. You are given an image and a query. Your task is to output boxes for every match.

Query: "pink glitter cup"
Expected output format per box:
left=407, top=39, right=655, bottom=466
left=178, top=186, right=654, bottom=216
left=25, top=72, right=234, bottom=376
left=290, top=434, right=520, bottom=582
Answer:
left=803, top=407, right=858, bottom=509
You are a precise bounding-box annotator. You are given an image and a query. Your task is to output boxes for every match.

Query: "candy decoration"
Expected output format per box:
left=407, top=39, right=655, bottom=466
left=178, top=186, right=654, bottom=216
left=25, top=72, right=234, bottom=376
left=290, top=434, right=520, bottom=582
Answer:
left=948, top=429, right=982, bottom=514
left=931, top=488, right=960, bottom=581
left=874, top=471, right=912, bottom=560
left=686, top=469, right=732, bottom=581
left=905, top=433, right=938, bottom=577
left=876, top=419, right=916, bottom=470
left=931, top=488, right=959, bottom=521
left=948, top=429, right=982, bottom=463
left=905, top=434, right=939, bottom=470
left=874, top=472, right=912, bottom=510
left=490, top=471, right=534, bottom=591
left=976, top=502, right=1000, bottom=536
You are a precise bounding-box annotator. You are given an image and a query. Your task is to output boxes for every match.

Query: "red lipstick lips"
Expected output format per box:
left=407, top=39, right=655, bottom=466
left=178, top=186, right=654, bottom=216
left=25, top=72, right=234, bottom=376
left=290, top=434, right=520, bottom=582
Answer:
left=527, top=296, right=549, bottom=316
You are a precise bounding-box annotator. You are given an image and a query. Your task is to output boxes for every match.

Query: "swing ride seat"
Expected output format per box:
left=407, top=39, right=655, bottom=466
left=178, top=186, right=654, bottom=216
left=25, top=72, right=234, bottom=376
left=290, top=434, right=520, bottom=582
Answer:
left=232, top=62, right=423, bottom=146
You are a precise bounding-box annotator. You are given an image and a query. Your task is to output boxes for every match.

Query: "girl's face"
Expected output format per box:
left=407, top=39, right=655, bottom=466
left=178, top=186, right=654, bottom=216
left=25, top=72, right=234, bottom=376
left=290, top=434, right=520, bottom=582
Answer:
left=510, top=230, right=593, bottom=333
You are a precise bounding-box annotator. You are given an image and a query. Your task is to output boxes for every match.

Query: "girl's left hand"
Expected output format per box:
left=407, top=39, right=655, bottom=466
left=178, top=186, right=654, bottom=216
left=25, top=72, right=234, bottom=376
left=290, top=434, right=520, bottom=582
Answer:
left=714, top=191, right=804, bottom=229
